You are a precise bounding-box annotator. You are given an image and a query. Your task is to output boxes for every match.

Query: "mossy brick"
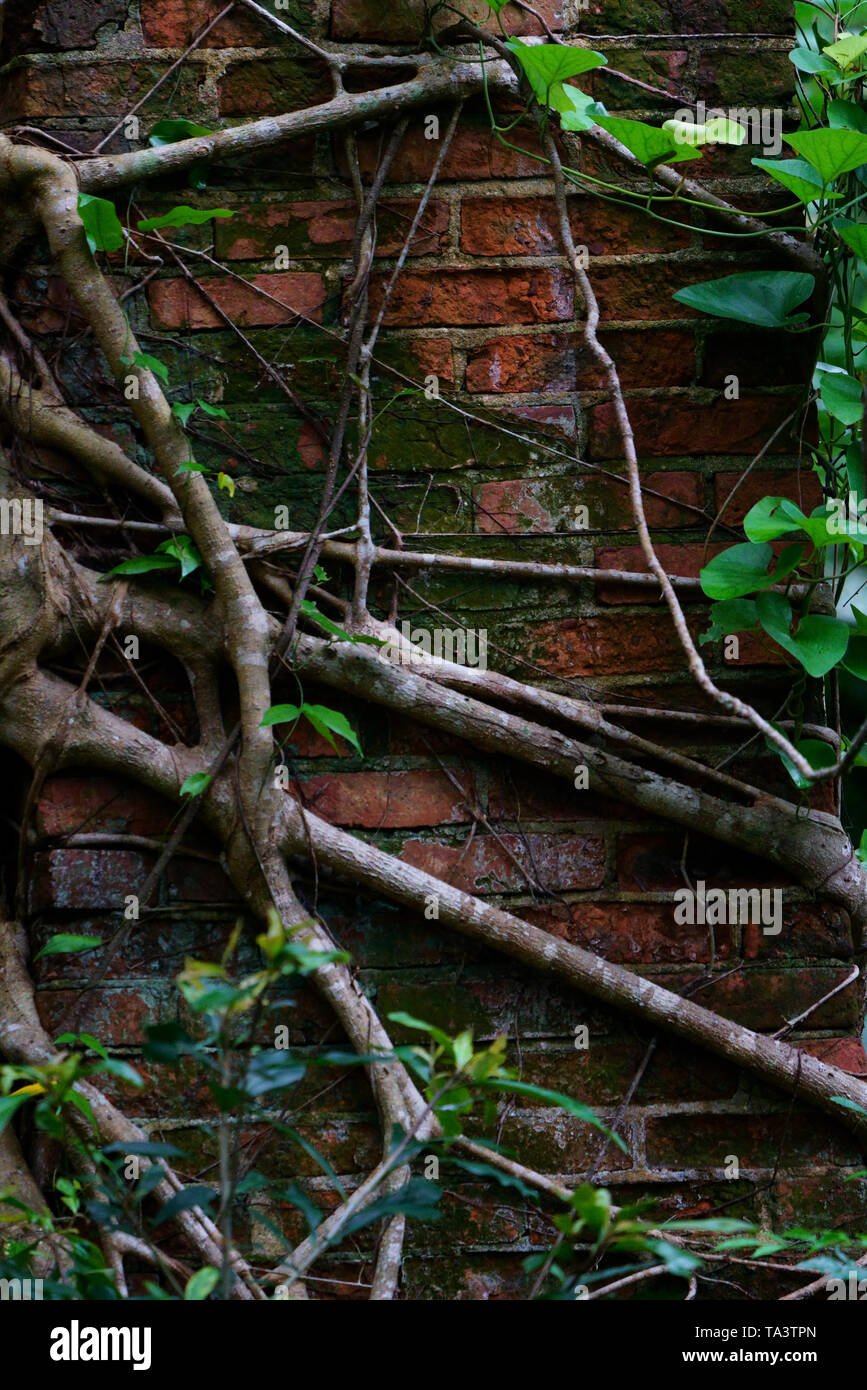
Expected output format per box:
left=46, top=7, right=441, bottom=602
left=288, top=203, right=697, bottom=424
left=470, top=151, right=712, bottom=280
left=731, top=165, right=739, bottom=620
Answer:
left=473, top=470, right=702, bottom=533
left=645, top=1110, right=861, bottom=1169
left=243, top=1116, right=381, bottom=1179
left=661, top=966, right=861, bottom=1032
left=402, top=1184, right=527, bottom=1252
left=215, top=199, right=450, bottom=261
left=771, top=1173, right=867, bottom=1232
left=696, top=47, right=795, bottom=107
left=401, top=1253, right=531, bottom=1301
left=363, top=397, right=568, bottom=475
left=36, top=984, right=176, bottom=1044
left=217, top=55, right=331, bottom=116
left=0, top=56, right=205, bottom=119
left=493, top=1107, right=634, bottom=1172
left=141, top=0, right=313, bottom=46
left=587, top=49, right=690, bottom=108
left=515, top=1039, right=741, bottom=1106
left=29, top=916, right=202, bottom=983
left=330, top=0, right=560, bottom=42
left=316, top=894, right=481, bottom=969
left=369, top=966, right=614, bottom=1040
left=744, top=903, right=853, bottom=961
left=29, top=848, right=237, bottom=911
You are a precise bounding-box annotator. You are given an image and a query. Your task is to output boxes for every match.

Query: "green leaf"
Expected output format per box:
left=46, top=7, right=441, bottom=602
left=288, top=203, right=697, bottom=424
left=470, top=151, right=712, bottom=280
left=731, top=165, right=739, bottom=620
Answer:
left=756, top=591, right=850, bottom=677
left=595, top=114, right=700, bottom=168
left=673, top=271, right=815, bottom=328
left=784, top=127, right=867, bottom=183
left=99, top=554, right=177, bottom=580
left=828, top=99, right=867, bottom=133
left=175, top=461, right=210, bottom=475
left=743, top=496, right=808, bottom=542
left=180, top=773, right=211, bottom=798
left=504, top=39, right=607, bottom=108
left=789, top=45, right=839, bottom=74
left=836, top=217, right=867, bottom=258
left=34, top=933, right=102, bottom=961
left=831, top=1095, right=867, bottom=1117
left=137, top=205, right=233, bottom=232
left=217, top=471, right=235, bottom=498
left=172, top=402, right=196, bottom=428
left=752, top=156, right=841, bottom=205
left=157, top=534, right=203, bottom=578
left=699, top=542, right=775, bottom=599
left=301, top=704, right=362, bottom=756
left=260, top=703, right=302, bottom=727
left=121, top=350, right=170, bottom=384
left=558, top=86, right=607, bottom=132
left=479, top=1080, right=628, bottom=1151
left=153, top=1186, right=216, bottom=1227
left=78, top=194, right=124, bottom=255
left=842, top=633, right=867, bottom=679
left=700, top=597, right=759, bottom=645
left=198, top=400, right=229, bottom=419
left=184, top=1267, right=220, bottom=1300
left=824, top=33, right=867, bottom=69
left=0, top=1093, right=32, bottom=1136
left=772, top=735, right=837, bottom=789
left=148, top=118, right=213, bottom=147
left=386, top=1011, right=454, bottom=1050
left=817, top=367, right=864, bottom=425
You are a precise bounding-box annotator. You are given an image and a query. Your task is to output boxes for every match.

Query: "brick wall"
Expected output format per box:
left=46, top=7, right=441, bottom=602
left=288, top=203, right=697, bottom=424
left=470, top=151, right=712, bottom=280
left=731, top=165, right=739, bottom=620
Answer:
left=3, top=0, right=866, bottom=1298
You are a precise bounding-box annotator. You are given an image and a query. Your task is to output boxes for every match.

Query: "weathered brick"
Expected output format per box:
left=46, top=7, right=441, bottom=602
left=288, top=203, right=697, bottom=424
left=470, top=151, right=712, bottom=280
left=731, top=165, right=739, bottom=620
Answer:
left=298, top=769, right=471, bottom=828
left=216, top=198, right=450, bottom=260
left=460, top=195, right=690, bottom=257
left=330, top=0, right=562, bottom=41
left=148, top=272, right=327, bottom=328
left=140, top=0, right=304, bottom=46
left=712, top=468, right=822, bottom=526
left=474, top=470, right=702, bottom=534
left=646, top=1110, right=860, bottom=1169
left=1, top=0, right=131, bottom=52
left=400, top=832, right=606, bottom=893
left=218, top=55, right=330, bottom=115
left=367, top=268, right=573, bottom=328
left=589, top=393, right=805, bottom=459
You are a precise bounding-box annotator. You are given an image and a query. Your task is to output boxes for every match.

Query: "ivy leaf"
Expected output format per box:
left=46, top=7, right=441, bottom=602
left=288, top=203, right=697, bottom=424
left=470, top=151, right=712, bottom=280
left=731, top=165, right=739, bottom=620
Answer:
left=180, top=773, right=211, bottom=798
left=752, top=157, right=841, bottom=205
left=743, top=496, right=808, bottom=542
left=99, top=554, right=178, bottom=579
left=699, top=542, right=775, bottom=599
left=557, top=85, right=607, bottom=132
left=34, top=933, right=102, bottom=961
left=756, top=591, right=850, bottom=677
left=823, top=33, right=867, bottom=70
left=505, top=39, right=607, bottom=109
left=673, top=271, right=815, bottom=328
left=184, top=1267, right=220, bottom=1301
left=123, top=350, right=169, bottom=384
left=260, top=703, right=302, bottom=727
left=172, top=402, right=197, bottom=428
left=817, top=367, right=864, bottom=425
left=789, top=45, right=839, bottom=75
left=595, top=114, right=700, bottom=168
left=784, top=127, right=867, bottom=184
left=137, top=205, right=233, bottom=232
left=300, top=704, right=363, bottom=756
left=700, top=597, right=759, bottom=645
left=836, top=217, right=867, bottom=259
left=78, top=194, right=125, bottom=255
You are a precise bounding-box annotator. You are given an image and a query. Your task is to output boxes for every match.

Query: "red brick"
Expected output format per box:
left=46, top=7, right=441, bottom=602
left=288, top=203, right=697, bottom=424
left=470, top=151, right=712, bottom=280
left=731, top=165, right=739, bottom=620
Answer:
left=29, top=849, right=236, bottom=912
left=0, top=59, right=203, bottom=119
left=589, top=394, right=804, bottom=459
left=713, top=468, right=822, bottom=527
left=525, top=613, right=703, bottom=677
left=461, top=196, right=689, bottom=257
left=298, top=770, right=471, bottom=828
left=148, top=272, right=327, bottom=329
left=520, top=899, right=732, bottom=965
left=593, top=262, right=713, bottom=322
left=400, top=833, right=606, bottom=893
left=36, top=986, right=173, bottom=1045
left=346, top=115, right=543, bottom=183
left=37, top=776, right=176, bottom=837
left=217, top=199, right=449, bottom=260
left=367, top=268, right=573, bottom=328
left=474, top=471, right=702, bottom=534
left=141, top=0, right=291, bottom=46
left=218, top=55, right=330, bottom=116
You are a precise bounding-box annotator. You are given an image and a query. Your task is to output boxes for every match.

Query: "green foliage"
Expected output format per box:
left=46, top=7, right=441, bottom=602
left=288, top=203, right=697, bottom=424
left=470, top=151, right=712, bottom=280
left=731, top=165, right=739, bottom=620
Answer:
left=261, top=700, right=363, bottom=754
left=672, top=271, right=815, bottom=327
left=137, top=205, right=234, bottom=232
left=77, top=194, right=124, bottom=255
